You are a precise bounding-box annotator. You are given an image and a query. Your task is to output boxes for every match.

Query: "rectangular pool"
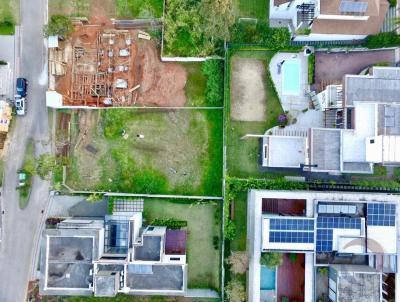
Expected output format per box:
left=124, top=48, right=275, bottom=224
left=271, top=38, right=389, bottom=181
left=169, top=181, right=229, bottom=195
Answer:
left=260, top=265, right=276, bottom=290
left=282, top=59, right=301, bottom=96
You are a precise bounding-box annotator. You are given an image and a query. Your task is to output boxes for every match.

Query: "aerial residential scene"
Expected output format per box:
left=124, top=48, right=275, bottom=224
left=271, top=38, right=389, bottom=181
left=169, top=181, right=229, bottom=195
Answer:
left=0, top=0, right=400, bottom=301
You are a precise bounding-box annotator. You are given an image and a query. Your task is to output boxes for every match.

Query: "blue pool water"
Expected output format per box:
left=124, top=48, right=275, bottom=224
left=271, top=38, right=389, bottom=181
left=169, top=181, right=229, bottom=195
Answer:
left=282, top=59, right=301, bottom=95
left=260, top=265, right=276, bottom=290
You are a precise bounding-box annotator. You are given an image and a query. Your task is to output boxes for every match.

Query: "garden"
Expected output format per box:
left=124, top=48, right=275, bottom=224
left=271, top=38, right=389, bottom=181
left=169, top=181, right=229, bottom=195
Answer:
left=142, top=199, right=222, bottom=290
left=0, top=0, right=18, bottom=35
left=62, top=109, right=223, bottom=196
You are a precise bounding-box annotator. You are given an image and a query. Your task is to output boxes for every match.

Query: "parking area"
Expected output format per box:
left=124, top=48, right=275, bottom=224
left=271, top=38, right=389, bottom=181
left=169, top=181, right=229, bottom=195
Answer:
left=314, top=49, right=399, bottom=90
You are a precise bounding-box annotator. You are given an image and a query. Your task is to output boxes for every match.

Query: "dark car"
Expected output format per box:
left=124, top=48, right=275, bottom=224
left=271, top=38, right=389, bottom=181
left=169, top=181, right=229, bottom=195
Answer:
left=16, top=77, right=27, bottom=97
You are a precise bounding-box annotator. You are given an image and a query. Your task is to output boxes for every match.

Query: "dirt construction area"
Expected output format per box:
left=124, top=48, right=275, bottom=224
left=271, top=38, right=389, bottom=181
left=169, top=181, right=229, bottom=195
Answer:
left=314, top=49, right=397, bottom=90
left=230, top=57, right=267, bottom=122
left=51, top=21, right=187, bottom=107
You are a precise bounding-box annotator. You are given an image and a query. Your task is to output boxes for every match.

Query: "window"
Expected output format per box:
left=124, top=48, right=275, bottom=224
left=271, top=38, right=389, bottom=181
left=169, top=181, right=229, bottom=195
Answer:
left=170, top=257, right=181, bottom=261
left=370, top=139, right=375, bottom=144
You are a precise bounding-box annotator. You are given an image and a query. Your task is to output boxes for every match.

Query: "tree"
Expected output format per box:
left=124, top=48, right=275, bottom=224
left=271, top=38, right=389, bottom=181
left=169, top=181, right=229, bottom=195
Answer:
left=44, top=15, right=73, bottom=39
left=35, top=153, right=57, bottom=180
left=226, top=279, right=246, bottom=302
left=260, top=252, right=283, bottom=269
left=227, top=251, right=249, bottom=274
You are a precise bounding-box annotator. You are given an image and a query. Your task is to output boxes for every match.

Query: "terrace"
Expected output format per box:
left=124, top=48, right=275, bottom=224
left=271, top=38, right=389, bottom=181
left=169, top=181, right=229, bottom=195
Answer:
left=277, top=253, right=305, bottom=302
left=262, top=198, right=306, bottom=216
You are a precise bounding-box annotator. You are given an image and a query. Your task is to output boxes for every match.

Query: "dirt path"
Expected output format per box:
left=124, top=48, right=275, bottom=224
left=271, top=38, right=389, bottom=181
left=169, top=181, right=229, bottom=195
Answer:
left=230, top=57, right=267, bottom=122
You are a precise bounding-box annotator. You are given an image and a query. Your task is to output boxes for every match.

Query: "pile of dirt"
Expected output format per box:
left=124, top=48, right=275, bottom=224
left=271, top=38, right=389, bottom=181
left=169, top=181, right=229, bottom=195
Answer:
left=135, top=41, right=187, bottom=107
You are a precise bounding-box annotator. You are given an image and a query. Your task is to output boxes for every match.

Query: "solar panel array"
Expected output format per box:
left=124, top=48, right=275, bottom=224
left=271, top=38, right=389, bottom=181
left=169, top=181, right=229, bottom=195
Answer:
left=269, top=218, right=314, bottom=231
left=270, top=231, right=314, bottom=243
left=339, top=0, right=368, bottom=14
left=268, top=218, right=314, bottom=245
left=316, top=217, right=362, bottom=252
left=367, top=203, right=396, bottom=226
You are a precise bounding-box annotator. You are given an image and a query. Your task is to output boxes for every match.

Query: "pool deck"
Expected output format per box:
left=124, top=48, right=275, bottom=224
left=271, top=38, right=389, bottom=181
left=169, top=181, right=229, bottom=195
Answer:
left=269, top=52, right=309, bottom=116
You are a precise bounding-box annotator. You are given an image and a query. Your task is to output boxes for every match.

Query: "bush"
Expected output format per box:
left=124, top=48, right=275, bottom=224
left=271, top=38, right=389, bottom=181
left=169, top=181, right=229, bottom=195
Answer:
left=231, top=21, right=290, bottom=49
left=212, top=235, right=219, bottom=250
left=389, top=0, right=397, bottom=6
left=308, top=53, right=315, bottom=84
left=0, top=60, right=7, bottom=65
left=225, top=220, right=236, bottom=240
left=150, top=218, right=187, bottom=229
left=227, top=251, right=248, bottom=274
left=365, top=32, right=400, bottom=49
left=289, top=253, right=298, bottom=263
left=260, top=252, right=283, bottom=268
left=202, top=60, right=224, bottom=106
left=226, top=279, right=246, bottom=302
left=44, top=15, right=73, bottom=39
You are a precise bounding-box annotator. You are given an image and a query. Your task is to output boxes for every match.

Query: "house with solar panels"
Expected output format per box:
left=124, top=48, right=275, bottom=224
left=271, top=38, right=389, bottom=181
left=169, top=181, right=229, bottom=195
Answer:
left=247, top=190, right=398, bottom=302
left=269, top=0, right=390, bottom=41
left=39, top=199, right=188, bottom=297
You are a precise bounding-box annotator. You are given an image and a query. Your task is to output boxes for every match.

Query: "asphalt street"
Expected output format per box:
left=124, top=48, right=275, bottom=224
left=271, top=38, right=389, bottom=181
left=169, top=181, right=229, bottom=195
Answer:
left=0, top=0, right=51, bottom=300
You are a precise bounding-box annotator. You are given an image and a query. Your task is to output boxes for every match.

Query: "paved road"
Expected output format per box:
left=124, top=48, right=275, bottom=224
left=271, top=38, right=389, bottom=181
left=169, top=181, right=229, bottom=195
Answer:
left=0, top=0, right=50, bottom=300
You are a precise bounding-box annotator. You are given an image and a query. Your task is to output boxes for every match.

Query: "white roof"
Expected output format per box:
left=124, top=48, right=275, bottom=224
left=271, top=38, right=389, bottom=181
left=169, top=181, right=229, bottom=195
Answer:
left=48, top=35, right=59, bottom=48
left=337, top=236, right=365, bottom=253
left=367, top=225, right=397, bottom=254
left=46, top=90, right=63, bottom=108
left=264, top=136, right=308, bottom=168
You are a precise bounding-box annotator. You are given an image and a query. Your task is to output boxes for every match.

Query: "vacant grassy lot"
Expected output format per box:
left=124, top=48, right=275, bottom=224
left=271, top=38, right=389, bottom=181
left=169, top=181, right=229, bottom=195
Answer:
left=116, top=0, right=163, bottom=18
left=48, top=0, right=116, bottom=18
left=180, top=63, right=207, bottom=107
left=143, top=199, right=221, bottom=290
left=227, top=50, right=284, bottom=178
left=65, top=109, right=222, bottom=196
left=233, top=0, right=268, bottom=20
left=0, top=0, right=19, bottom=34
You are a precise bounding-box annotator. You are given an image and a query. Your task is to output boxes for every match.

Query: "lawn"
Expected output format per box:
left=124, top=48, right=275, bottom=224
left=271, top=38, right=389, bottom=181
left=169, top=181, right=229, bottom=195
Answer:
left=65, top=109, right=223, bottom=196
left=180, top=63, right=207, bottom=107
left=143, top=199, right=221, bottom=290
left=116, top=0, right=164, bottom=18
left=48, top=0, right=116, bottom=18
left=0, top=0, right=19, bottom=35
left=233, top=0, right=268, bottom=20
left=230, top=192, right=247, bottom=251
left=227, top=50, right=285, bottom=178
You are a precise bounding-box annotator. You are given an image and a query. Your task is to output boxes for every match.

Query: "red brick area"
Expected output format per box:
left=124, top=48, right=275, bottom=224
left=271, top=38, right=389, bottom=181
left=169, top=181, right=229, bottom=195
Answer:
left=277, top=253, right=305, bottom=302
left=262, top=198, right=306, bottom=216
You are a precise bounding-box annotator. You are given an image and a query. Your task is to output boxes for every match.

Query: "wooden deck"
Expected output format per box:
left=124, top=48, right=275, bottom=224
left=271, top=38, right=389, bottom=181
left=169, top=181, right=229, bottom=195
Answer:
left=277, top=253, right=305, bottom=302
left=262, top=198, right=306, bottom=216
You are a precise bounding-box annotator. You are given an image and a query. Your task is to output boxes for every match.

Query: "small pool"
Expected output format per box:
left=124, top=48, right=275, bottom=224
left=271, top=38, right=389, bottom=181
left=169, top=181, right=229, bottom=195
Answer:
left=282, top=59, right=301, bottom=96
left=260, top=265, right=276, bottom=290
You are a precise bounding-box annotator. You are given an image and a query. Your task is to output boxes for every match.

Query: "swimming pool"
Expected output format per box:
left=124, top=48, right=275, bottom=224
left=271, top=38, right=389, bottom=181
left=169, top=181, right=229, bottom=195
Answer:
left=260, top=265, right=276, bottom=290
left=282, top=59, right=301, bottom=96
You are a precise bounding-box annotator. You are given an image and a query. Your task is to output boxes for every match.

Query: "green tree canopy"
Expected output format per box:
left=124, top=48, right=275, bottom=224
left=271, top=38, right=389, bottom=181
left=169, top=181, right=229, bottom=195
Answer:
left=260, top=252, right=283, bottom=269
left=44, top=15, right=73, bottom=39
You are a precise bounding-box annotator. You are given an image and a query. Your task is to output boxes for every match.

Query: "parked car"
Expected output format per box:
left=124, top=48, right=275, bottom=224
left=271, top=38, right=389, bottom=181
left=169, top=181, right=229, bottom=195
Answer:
left=16, top=77, right=27, bottom=97
left=15, top=95, right=26, bottom=116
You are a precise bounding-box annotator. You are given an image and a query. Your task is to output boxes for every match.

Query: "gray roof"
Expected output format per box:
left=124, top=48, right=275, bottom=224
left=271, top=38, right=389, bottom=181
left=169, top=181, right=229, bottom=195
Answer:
left=378, top=104, right=400, bottom=135
left=311, top=128, right=341, bottom=171
left=126, top=264, right=184, bottom=291
left=134, top=236, right=162, bottom=261
left=345, top=67, right=400, bottom=106
left=94, top=271, right=119, bottom=297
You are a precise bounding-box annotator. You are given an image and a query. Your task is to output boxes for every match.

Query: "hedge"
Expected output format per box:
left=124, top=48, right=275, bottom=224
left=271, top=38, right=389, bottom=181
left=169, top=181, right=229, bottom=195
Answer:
left=150, top=218, right=188, bottom=229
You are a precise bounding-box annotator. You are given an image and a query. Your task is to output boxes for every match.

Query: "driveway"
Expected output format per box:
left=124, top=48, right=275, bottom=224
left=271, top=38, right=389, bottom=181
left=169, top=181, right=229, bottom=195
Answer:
left=0, top=0, right=50, bottom=301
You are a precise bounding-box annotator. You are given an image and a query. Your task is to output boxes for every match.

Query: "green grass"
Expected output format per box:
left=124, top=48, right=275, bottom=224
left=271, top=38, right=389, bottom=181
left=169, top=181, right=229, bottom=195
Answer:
left=46, top=295, right=220, bottom=301
left=227, top=50, right=287, bottom=178
left=65, top=109, right=222, bottom=196
left=230, top=192, right=247, bottom=251
left=143, top=199, right=221, bottom=290
left=180, top=63, right=207, bottom=106
left=19, top=139, right=35, bottom=209
left=116, top=0, right=163, bottom=18
left=233, top=0, right=268, bottom=20
left=48, top=0, right=116, bottom=18
left=0, top=0, right=18, bottom=35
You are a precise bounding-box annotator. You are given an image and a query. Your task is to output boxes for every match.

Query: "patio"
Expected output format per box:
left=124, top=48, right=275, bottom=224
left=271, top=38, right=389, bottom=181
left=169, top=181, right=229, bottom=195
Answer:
left=277, top=253, right=305, bottom=302
left=262, top=198, right=306, bottom=216
left=269, top=52, right=309, bottom=116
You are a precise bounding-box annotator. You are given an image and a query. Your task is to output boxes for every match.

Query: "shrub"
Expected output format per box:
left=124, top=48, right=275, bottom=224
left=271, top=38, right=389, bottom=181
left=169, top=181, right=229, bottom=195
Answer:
left=150, top=218, right=187, bottom=229
left=318, top=267, right=329, bottom=275
left=202, top=60, right=224, bottom=106
left=260, top=252, right=283, bottom=268
left=0, top=60, right=7, bottom=65
left=225, top=220, right=236, bottom=240
left=289, top=253, right=298, bottom=263
left=308, top=53, right=315, bottom=84
left=389, top=0, right=397, bottom=7
left=365, top=32, right=400, bottom=49
left=44, top=15, right=73, bottom=39
left=225, top=279, right=246, bottom=302
left=36, top=153, right=57, bottom=180
left=227, top=251, right=248, bottom=274
left=212, top=235, right=219, bottom=250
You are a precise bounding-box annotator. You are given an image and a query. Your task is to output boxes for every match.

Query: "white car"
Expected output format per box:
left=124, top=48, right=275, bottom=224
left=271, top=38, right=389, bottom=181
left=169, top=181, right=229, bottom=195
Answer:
left=15, top=95, right=26, bottom=116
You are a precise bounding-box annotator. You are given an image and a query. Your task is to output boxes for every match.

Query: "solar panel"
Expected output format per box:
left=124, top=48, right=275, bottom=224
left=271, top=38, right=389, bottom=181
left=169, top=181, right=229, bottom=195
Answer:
left=269, top=231, right=314, bottom=244
left=339, top=0, right=368, bottom=14
left=367, top=203, right=396, bottom=226
left=269, top=218, right=314, bottom=231
left=316, top=217, right=362, bottom=252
